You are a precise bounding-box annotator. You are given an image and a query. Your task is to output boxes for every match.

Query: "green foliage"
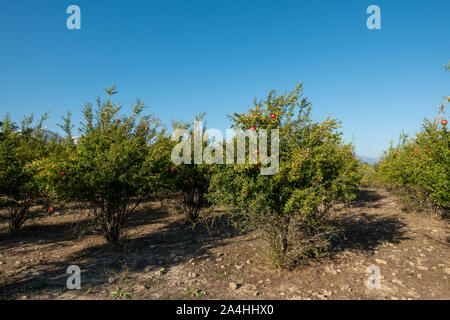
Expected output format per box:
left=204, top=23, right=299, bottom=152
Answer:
left=377, top=104, right=449, bottom=216
left=34, top=86, right=162, bottom=244
left=208, top=83, right=361, bottom=268
left=0, top=113, right=48, bottom=232
left=377, top=61, right=449, bottom=215
left=360, top=162, right=380, bottom=188
left=163, top=114, right=212, bottom=223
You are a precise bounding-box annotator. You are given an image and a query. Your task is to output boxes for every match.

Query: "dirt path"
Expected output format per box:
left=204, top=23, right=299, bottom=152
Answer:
left=0, top=189, right=449, bottom=300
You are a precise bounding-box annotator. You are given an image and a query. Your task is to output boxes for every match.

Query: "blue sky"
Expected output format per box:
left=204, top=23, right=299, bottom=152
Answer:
left=1, top=0, right=449, bottom=158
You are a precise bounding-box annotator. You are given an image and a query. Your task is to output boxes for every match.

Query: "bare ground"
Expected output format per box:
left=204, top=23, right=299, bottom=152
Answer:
left=0, top=189, right=448, bottom=300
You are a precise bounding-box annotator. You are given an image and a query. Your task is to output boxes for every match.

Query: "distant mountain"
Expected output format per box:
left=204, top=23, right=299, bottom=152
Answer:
left=41, top=129, right=62, bottom=142
left=357, top=156, right=380, bottom=164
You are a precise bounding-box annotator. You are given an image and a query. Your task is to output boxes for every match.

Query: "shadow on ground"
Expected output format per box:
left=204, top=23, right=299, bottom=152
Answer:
left=0, top=205, right=242, bottom=298
left=328, top=189, right=408, bottom=254
left=351, top=189, right=385, bottom=209
left=0, top=189, right=411, bottom=298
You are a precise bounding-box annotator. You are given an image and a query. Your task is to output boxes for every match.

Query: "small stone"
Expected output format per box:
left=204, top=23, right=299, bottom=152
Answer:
left=417, top=266, right=429, bottom=271
left=417, top=273, right=423, bottom=279
left=444, top=268, right=450, bottom=275
left=229, top=282, right=238, bottom=290
left=405, top=269, right=415, bottom=276
left=133, top=284, right=146, bottom=292
left=107, top=277, right=116, bottom=284
left=392, top=279, right=403, bottom=285
left=322, top=290, right=333, bottom=296
left=325, top=266, right=338, bottom=275
left=375, top=259, right=387, bottom=265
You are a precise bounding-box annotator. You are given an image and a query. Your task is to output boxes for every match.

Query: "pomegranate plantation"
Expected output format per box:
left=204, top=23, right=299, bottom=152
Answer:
left=1, top=2, right=449, bottom=309
left=0, top=77, right=449, bottom=301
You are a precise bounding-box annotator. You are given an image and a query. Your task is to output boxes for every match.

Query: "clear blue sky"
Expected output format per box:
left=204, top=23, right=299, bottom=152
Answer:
left=1, top=0, right=449, bottom=158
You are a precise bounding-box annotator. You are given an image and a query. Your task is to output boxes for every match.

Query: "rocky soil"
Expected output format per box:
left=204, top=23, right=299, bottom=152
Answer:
left=0, top=189, right=448, bottom=300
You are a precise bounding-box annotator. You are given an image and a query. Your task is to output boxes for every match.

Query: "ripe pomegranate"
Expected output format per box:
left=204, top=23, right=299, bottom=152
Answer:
left=170, top=167, right=175, bottom=172
left=60, top=171, right=66, bottom=176
left=145, top=126, right=149, bottom=131
left=270, top=114, right=276, bottom=119
left=49, top=207, right=55, bottom=212
left=441, top=119, right=448, bottom=126
left=250, top=126, right=255, bottom=131
left=414, top=148, right=419, bottom=153
left=243, top=190, right=248, bottom=194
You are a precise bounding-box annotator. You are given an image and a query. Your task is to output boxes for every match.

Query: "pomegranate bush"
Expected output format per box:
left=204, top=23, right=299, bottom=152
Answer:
left=377, top=104, right=449, bottom=216
left=34, top=87, right=162, bottom=245
left=208, top=83, right=361, bottom=268
left=0, top=114, right=49, bottom=233
left=161, top=115, right=212, bottom=223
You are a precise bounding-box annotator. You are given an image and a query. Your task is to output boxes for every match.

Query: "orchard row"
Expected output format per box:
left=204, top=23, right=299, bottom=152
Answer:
left=1, top=83, right=361, bottom=268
